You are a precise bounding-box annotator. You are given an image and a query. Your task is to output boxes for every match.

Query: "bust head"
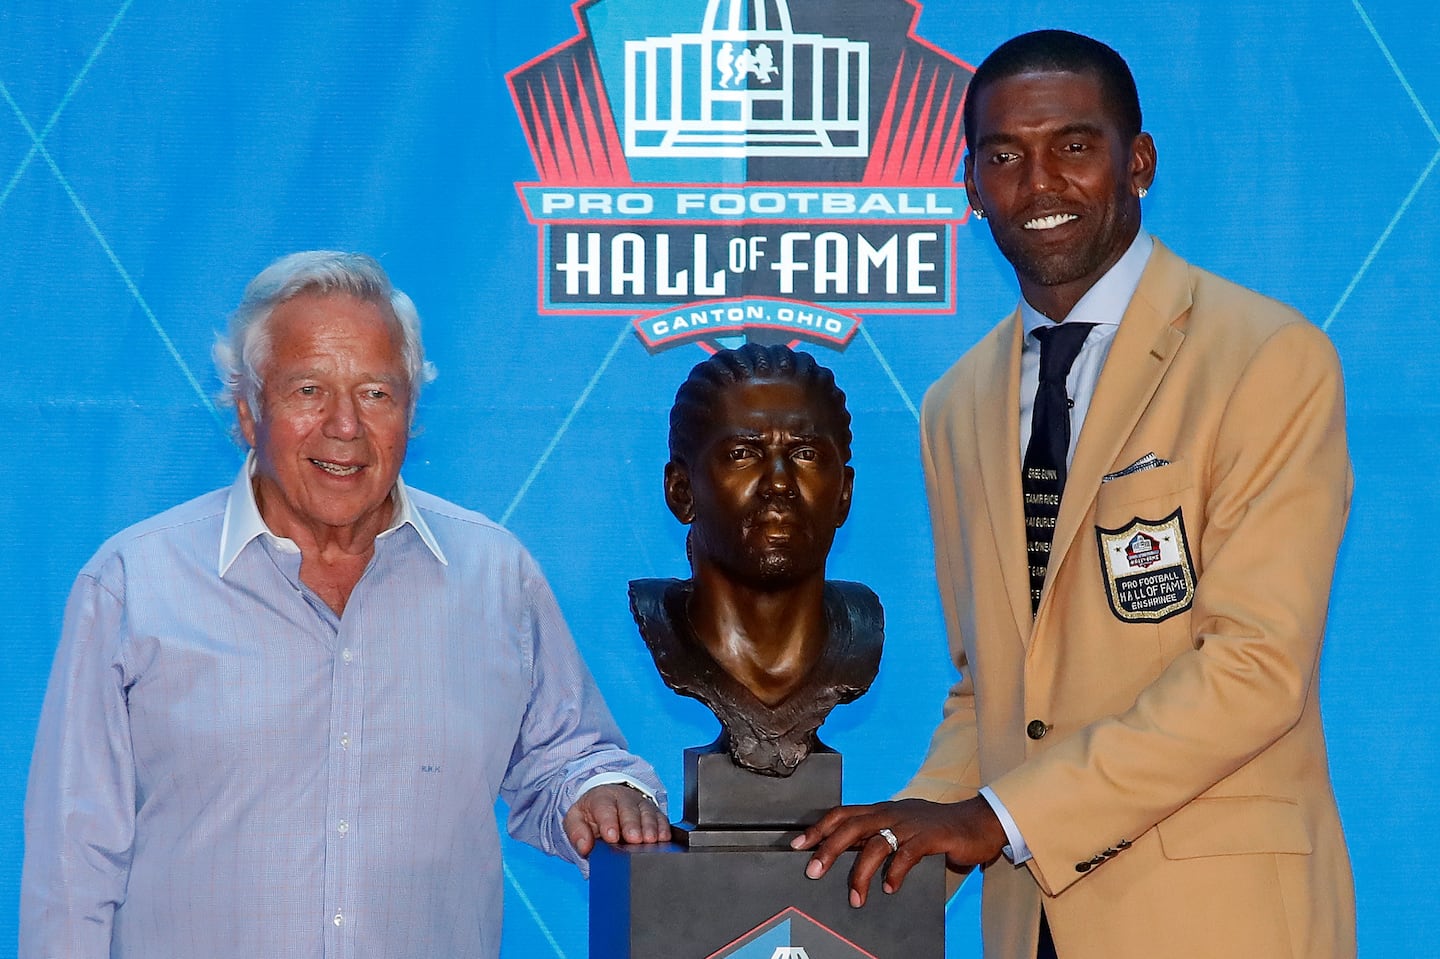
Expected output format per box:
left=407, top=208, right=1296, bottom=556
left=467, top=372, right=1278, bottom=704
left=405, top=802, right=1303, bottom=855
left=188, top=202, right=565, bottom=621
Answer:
left=632, top=345, right=880, bottom=777
left=664, top=344, right=854, bottom=587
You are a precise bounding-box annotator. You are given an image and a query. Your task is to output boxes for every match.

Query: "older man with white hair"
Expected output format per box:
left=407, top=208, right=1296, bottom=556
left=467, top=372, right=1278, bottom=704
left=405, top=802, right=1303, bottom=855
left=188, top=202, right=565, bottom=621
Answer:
left=21, top=251, right=668, bottom=959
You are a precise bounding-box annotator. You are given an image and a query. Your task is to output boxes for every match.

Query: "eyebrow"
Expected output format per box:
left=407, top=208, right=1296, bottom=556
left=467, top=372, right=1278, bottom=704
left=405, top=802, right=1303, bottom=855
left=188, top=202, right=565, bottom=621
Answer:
left=1053, top=121, right=1106, bottom=139
left=974, top=121, right=1107, bottom=150
left=715, top=428, right=764, bottom=442
left=717, top=429, right=828, bottom=444
left=272, top=370, right=408, bottom=391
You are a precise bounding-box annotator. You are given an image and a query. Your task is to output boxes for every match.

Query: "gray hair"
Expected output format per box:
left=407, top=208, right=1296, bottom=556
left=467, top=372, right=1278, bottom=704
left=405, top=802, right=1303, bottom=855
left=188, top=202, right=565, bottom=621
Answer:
left=214, top=250, right=437, bottom=422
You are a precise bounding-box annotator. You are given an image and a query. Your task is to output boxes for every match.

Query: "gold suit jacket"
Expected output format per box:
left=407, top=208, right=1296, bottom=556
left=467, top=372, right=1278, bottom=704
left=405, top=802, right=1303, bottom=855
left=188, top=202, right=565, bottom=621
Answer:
left=904, top=240, right=1357, bottom=959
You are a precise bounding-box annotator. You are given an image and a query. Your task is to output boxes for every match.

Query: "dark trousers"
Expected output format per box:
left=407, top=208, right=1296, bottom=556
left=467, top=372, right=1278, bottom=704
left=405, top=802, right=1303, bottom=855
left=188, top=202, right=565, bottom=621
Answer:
left=1038, top=910, right=1058, bottom=959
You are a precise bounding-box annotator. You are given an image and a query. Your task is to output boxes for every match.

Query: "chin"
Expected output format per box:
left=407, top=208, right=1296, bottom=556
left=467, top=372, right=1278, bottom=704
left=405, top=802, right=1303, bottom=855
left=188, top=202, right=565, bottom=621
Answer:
left=742, top=551, right=825, bottom=588
left=1014, top=251, right=1097, bottom=288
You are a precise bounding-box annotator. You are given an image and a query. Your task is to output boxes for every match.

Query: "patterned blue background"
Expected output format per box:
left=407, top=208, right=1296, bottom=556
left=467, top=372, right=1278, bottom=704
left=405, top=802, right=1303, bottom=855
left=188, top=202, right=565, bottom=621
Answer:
left=2, top=1, right=1436, bottom=955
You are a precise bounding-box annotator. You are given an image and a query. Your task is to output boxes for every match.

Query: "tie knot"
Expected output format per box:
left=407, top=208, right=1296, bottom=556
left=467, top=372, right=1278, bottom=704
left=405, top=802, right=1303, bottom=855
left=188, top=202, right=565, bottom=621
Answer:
left=1033, top=322, right=1096, bottom=384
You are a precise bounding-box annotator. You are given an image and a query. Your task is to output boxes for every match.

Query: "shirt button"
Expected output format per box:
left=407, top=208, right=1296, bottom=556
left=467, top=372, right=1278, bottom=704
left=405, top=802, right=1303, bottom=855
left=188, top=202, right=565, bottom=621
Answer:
left=340, top=733, right=350, bottom=749
left=1026, top=719, right=1050, bottom=740
left=338, top=820, right=349, bottom=836
left=333, top=911, right=344, bottom=927
left=342, top=648, right=353, bottom=664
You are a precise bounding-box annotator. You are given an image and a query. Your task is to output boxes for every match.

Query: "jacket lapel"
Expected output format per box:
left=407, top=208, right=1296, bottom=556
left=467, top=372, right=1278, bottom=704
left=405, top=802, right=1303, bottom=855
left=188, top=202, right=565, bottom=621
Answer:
left=969, top=312, right=1036, bottom=644
left=1044, top=241, right=1192, bottom=602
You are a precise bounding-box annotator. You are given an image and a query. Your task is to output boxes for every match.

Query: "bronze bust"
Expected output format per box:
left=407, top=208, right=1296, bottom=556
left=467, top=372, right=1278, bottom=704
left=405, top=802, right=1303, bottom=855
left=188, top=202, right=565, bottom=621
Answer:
left=630, top=344, right=883, bottom=777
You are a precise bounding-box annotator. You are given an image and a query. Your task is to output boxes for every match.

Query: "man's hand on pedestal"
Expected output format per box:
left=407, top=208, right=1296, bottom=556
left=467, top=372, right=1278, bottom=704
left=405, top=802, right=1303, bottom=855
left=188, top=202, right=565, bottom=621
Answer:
left=565, top=783, right=672, bottom=857
left=791, top=797, right=1006, bottom=906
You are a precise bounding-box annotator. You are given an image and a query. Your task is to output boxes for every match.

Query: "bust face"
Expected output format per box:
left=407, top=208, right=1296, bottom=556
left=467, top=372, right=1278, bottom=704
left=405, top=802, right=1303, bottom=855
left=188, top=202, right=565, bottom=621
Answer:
left=668, top=377, right=854, bottom=588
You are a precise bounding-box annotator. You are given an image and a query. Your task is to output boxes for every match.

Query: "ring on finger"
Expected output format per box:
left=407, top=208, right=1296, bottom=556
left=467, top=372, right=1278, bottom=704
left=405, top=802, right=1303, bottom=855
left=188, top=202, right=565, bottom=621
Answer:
left=878, top=828, right=899, bottom=853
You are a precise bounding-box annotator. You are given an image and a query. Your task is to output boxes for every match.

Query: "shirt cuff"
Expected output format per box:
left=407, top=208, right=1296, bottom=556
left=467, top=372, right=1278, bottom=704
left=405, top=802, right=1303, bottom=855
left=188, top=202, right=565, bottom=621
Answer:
left=978, top=785, right=1032, bottom=865
left=577, top=771, right=658, bottom=804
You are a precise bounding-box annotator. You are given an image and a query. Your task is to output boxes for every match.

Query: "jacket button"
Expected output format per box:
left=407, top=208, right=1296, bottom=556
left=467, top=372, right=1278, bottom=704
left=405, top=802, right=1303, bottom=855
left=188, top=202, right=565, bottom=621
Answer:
left=1075, top=861, right=1091, bottom=873
left=1026, top=719, right=1049, bottom=740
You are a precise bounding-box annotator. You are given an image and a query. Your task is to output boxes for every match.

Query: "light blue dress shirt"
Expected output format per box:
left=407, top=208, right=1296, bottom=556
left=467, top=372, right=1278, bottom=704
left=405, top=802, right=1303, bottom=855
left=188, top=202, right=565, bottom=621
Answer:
left=22, top=462, right=664, bottom=959
left=982, top=230, right=1154, bottom=866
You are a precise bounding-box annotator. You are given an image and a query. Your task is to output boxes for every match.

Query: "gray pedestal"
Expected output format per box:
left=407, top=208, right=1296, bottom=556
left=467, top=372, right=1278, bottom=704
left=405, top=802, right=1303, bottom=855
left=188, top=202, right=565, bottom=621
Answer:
left=591, top=743, right=944, bottom=957
left=677, top=744, right=843, bottom=849
left=590, top=841, right=944, bottom=958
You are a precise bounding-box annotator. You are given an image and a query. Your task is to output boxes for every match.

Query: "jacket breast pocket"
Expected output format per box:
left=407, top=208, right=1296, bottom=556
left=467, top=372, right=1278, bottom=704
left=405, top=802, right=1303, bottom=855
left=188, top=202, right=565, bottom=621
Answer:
left=1093, top=460, right=1198, bottom=627
left=1094, top=458, right=1193, bottom=527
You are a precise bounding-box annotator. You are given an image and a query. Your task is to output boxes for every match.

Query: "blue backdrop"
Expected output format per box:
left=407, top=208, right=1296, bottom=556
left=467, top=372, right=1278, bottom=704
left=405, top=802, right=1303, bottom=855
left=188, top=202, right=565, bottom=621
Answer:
left=2, top=1, right=1436, bottom=956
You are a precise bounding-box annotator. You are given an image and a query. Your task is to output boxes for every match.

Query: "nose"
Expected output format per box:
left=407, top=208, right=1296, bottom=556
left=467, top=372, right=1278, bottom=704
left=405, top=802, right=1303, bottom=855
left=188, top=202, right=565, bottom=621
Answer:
left=1023, top=152, right=1065, bottom=195
left=322, top=393, right=363, bottom=440
left=761, top=452, right=796, bottom=498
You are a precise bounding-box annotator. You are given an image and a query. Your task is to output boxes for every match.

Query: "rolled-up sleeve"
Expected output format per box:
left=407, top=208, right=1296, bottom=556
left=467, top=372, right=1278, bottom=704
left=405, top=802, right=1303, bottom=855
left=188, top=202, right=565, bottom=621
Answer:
left=498, top=553, right=666, bottom=872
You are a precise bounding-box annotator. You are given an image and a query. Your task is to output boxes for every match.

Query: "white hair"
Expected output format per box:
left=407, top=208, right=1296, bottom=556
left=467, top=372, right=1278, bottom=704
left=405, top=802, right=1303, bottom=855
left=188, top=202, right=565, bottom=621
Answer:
left=213, top=251, right=437, bottom=422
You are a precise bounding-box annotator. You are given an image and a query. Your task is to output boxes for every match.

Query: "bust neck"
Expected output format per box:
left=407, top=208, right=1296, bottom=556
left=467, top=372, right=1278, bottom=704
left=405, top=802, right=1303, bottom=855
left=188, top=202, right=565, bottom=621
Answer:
left=686, top=563, right=828, bottom=707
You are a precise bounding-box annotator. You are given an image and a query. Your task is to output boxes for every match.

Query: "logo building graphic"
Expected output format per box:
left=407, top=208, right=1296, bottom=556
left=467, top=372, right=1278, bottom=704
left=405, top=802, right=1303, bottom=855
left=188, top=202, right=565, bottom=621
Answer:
left=624, top=0, right=870, bottom=157
left=706, top=907, right=880, bottom=959
left=509, top=0, right=974, bottom=353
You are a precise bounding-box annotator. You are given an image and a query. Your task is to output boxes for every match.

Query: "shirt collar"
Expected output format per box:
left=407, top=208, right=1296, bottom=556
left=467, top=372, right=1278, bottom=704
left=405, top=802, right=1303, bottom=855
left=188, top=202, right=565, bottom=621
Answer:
left=218, top=452, right=448, bottom=577
left=1021, top=228, right=1154, bottom=337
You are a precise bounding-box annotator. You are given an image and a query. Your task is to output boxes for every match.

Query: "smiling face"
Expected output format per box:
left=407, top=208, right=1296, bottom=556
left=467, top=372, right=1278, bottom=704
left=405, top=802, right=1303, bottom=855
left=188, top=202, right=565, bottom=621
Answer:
left=237, top=291, right=412, bottom=548
left=665, top=377, right=854, bottom=590
left=965, top=69, right=1155, bottom=318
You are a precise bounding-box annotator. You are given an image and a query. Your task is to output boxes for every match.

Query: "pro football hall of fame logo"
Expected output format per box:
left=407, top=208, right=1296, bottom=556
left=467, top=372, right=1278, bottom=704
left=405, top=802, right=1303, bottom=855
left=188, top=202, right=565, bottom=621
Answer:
left=706, top=907, right=879, bottom=959
left=509, top=0, right=974, bottom=354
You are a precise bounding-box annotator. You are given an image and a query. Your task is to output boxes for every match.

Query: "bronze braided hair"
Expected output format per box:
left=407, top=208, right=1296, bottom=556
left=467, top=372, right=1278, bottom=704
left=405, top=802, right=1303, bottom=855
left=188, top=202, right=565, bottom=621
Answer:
left=668, top=343, right=852, bottom=466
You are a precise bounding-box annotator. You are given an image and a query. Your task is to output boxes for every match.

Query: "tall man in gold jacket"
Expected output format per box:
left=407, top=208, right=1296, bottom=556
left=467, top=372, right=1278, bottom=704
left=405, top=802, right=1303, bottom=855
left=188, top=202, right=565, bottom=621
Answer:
left=796, top=29, right=1356, bottom=959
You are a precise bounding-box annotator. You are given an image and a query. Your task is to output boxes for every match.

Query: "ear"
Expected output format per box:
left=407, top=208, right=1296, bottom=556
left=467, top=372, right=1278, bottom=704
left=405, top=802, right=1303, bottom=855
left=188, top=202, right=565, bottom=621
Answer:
left=1130, top=132, right=1157, bottom=196
left=663, top=461, right=694, bottom=524
left=236, top=396, right=259, bottom=448
left=963, top=152, right=983, bottom=215
left=834, top=465, right=855, bottom=529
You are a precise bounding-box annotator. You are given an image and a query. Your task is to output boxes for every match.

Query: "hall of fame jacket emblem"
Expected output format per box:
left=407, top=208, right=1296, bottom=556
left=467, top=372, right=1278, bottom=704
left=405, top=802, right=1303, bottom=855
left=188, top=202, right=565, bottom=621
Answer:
left=1094, top=507, right=1196, bottom=623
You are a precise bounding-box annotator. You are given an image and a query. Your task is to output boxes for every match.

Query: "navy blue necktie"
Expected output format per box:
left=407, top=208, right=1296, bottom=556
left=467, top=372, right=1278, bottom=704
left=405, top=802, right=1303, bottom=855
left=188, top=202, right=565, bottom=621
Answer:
left=1022, top=322, right=1095, bottom=616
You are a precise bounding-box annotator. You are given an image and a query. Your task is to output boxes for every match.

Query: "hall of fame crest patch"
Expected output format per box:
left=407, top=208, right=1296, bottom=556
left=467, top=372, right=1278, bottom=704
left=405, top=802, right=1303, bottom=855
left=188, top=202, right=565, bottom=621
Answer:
left=1095, top=508, right=1195, bottom=623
